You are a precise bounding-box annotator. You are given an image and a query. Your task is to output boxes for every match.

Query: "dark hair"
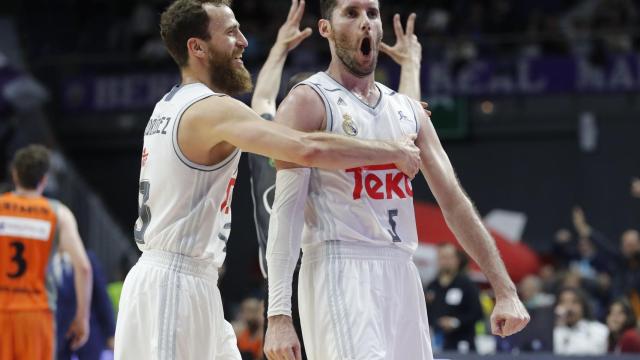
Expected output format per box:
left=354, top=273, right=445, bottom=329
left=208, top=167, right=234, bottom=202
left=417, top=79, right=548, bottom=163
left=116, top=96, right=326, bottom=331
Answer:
left=320, top=0, right=339, bottom=20
left=160, top=0, right=232, bottom=67
left=11, top=145, right=51, bottom=190
left=554, top=287, right=593, bottom=320
left=437, top=242, right=469, bottom=270
left=609, top=298, right=637, bottom=332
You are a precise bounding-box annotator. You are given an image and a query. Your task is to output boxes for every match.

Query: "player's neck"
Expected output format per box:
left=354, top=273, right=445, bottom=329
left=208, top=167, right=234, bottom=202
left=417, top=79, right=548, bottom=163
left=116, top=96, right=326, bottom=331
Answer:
left=14, top=187, right=42, bottom=197
left=180, top=68, right=224, bottom=94
left=326, top=61, right=378, bottom=104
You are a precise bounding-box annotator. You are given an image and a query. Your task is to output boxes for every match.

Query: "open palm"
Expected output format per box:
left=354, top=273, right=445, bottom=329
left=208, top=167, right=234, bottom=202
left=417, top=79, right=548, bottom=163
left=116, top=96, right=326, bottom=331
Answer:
left=381, top=13, right=422, bottom=66
left=276, top=0, right=313, bottom=52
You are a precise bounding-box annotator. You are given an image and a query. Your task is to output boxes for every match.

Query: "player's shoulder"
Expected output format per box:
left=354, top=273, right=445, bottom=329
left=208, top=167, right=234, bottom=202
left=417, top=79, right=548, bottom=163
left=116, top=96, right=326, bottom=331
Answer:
left=181, top=91, right=242, bottom=124
left=276, top=84, right=326, bottom=131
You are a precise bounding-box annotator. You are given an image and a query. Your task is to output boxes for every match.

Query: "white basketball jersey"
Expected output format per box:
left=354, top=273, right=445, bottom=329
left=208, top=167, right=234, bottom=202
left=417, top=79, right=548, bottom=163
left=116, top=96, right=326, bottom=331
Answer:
left=134, top=83, right=241, bottom=267
left=298, top=72, right=422, bottom=254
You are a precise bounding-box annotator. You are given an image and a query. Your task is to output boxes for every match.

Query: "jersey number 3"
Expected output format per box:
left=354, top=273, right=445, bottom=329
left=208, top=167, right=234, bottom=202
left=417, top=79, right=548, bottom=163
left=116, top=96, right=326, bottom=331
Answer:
left=7, top=241, right=27, bottom=278
left=134, top=181, right=152, bottom=244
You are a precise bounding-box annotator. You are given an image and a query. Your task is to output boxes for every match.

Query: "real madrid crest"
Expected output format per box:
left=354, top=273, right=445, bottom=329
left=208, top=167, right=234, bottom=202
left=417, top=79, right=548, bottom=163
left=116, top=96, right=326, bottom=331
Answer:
left=342, top=114, right=358, bottom=136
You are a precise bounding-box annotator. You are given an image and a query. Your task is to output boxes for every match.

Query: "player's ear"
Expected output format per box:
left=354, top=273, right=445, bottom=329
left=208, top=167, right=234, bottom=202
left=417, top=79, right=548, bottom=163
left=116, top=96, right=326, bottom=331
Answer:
left=318, top=19, right=331, bottom=39
left=187, top=38, right=208, bottom=60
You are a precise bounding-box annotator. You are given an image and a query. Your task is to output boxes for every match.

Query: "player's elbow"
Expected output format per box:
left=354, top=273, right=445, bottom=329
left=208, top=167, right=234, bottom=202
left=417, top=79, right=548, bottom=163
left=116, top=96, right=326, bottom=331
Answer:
left=75, top=260, right=93, bottom=280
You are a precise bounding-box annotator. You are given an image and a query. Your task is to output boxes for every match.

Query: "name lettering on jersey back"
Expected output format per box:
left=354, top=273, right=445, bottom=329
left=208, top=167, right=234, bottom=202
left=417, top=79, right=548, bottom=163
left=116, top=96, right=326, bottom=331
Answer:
left=345, top=164, right=413, bottom=200
left=144, top=116, right=171, bottom=136
left=1, top=201, right=51, bottom=216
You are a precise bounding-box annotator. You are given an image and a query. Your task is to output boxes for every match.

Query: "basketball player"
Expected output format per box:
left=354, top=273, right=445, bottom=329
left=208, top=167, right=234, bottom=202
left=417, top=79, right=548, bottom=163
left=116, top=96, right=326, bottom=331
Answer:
left=264, top=1, right=531, bottom=359
left=250, top=5, right=425, bottom=359
left=113, top=0, right=421, bottom=359
left=0, top=144, right=92, bottom=359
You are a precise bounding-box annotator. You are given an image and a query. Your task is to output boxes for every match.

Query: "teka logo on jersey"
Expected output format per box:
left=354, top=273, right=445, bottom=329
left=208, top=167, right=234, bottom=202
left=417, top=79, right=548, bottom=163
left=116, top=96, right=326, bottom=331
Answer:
left=345, top=164, right=413, bottom=200
left=220, top=170, right=238, bottom=214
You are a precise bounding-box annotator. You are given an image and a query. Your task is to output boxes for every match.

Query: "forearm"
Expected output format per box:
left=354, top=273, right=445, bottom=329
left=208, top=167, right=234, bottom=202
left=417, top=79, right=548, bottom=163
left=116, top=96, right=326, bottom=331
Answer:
left=266, top=168, right=309, bottom=317
left=73, top=262, right=93, bottom=319
left=398, top=61, right=421, bottom=101
left=302, top=132, right=401, bottom=169
left=251, top=45, right=288, bottom=114
left=442, top=193, right=516, bottom=298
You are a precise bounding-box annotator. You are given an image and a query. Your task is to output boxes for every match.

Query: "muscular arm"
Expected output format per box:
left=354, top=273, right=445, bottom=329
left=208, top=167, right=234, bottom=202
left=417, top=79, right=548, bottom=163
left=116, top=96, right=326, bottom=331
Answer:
left=57, top=203, right=93, bottom=349
left=414, top=106, right=529, bottom=336
left=183, top=88, right=419, bottom=173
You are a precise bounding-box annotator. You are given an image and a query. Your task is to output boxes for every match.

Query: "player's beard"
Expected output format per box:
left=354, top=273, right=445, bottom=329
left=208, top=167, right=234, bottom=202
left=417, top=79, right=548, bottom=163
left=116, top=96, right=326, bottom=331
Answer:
left=333, top=31, right=381, bottom=78
left=208, top=47, right=253, bottom=95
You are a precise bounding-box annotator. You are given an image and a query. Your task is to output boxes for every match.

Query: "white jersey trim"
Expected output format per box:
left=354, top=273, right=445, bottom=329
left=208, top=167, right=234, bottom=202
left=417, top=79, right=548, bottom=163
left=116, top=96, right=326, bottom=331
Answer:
left=318, top=72, right=384, bottom=114
left=171, top=93, right=240, bottom=172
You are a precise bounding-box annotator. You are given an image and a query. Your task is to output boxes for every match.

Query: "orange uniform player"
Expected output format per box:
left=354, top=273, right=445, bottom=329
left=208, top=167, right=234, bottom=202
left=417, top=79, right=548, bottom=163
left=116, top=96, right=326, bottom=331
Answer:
left=0, top=145, right=92, bottom=360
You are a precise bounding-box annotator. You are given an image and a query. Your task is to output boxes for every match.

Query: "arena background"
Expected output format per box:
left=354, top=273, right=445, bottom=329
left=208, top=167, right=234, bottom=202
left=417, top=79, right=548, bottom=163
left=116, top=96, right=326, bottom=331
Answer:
left=1, top=0, right=639, bottom=358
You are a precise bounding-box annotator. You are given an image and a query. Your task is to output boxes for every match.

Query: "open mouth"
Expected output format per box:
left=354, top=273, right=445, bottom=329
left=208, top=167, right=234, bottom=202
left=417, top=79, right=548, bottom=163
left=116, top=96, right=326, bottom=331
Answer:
left=360, top=37, right=371, bottom=56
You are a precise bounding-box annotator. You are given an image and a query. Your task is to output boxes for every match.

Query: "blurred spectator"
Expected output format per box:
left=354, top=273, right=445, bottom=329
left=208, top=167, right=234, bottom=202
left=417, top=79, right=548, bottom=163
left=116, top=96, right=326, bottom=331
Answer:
left=607, top=298, right=640, bottom=353
left=631, top=177, right=640, bottom=199
left=569, top=207, right=640, bottom=318
left=553, top=287, right=608, bottom=355
left=519, top=275, right=554, bottom=310
left=233, top=297, right=264, bottom=360
left=53, top=250, right=116, bottom=359
left=425, top=243, right=483, bottom=352
left=493, top=275, right=556, bottom=353
left=613, top=229, right=640, bottom=317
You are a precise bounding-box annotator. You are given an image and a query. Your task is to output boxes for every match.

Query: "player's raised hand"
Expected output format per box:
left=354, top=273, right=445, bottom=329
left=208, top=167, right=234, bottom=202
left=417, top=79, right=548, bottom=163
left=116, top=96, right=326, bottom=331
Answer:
left=381, top=13, right=422, bottom=66
left=66, top=314, right=90, bottom=350
left=265, top=315, right=302, bottom=360
left=275, top=0, right=313, bottom=53
left=393, top=134, right=421, bottom=179
left=490, top=293, right=530, bottom=337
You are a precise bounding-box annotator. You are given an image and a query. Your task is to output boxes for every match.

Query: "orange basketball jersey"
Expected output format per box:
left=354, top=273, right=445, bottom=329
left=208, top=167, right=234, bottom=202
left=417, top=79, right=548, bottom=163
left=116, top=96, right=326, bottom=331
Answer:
left=0, top=192, right=58, bottom=311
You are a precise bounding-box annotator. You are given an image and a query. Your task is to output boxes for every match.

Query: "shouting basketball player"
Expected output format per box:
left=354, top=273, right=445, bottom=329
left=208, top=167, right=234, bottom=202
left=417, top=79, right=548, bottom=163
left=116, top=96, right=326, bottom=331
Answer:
left=264, top=1, right=530, bottom=359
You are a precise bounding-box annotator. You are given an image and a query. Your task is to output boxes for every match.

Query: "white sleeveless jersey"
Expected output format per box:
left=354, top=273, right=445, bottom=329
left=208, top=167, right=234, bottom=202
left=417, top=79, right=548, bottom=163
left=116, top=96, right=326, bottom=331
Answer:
left=299, top=72, right=422, bottom=254
left=134, top=83, right=241, bottom=267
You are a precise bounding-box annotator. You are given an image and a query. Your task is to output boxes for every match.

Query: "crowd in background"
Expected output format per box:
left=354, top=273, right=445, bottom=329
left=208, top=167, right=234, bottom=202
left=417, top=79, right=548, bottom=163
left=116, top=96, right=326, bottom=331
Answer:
left=12, top=0, right=640, bottom=69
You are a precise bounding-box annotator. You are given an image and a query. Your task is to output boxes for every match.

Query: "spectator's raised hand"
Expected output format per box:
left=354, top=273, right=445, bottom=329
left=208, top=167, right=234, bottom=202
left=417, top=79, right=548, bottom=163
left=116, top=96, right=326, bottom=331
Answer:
left=275, top=0, right=313, bottom=53
left=572, top=206, right=592, bottom=238
left=381, top=13, right=422, bottom=66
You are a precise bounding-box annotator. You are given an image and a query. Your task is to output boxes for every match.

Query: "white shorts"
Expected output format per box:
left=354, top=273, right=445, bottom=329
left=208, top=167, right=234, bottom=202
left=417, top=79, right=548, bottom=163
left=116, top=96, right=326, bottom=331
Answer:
left=298, top=241, right=433, bottom=360
left=114, top=250, right=241, bottom=360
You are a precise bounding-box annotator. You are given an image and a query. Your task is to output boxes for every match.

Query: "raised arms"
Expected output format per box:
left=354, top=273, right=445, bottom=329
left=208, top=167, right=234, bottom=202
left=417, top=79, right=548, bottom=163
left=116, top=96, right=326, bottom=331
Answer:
left=251, top=0, right=312, bottom=117
left=381, top=13, right=422, bottom=101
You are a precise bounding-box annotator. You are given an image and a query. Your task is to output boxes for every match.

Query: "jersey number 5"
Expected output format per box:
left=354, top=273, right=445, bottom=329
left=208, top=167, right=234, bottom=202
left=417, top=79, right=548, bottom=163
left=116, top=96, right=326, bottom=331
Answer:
left=134, top=181, right=152, bottom=244
left=387, top=209, right=401, bottom=242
